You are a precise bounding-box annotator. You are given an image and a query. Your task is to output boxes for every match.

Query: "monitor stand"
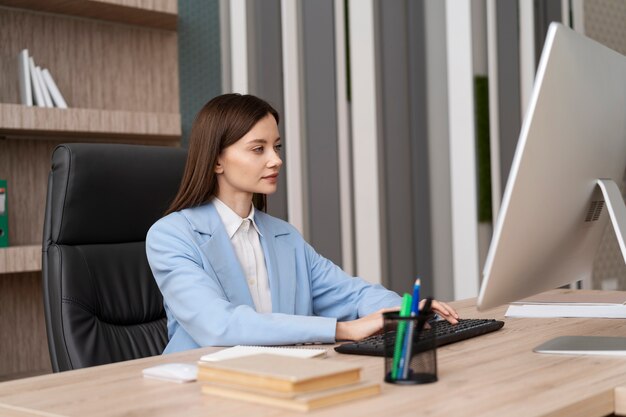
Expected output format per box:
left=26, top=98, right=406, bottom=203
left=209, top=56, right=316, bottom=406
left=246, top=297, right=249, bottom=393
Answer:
left=534, top=335, right=626, bottom=355
left=597, top=178, right=626, bottom=264
left=532, top=179, right=626, bottom=355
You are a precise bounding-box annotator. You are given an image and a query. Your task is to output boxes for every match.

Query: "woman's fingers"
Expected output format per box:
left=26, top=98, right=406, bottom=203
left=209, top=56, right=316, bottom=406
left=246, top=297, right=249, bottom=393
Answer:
left=378, top=300, right=459, bottom=324
left=435, top=301, right=459, bottom=318
left=430, top=300, right=459, bottom=324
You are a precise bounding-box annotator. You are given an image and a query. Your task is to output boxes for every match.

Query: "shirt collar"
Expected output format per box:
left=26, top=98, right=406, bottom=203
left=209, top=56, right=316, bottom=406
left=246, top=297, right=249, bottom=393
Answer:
left=213, top=197, right=262, bottom=238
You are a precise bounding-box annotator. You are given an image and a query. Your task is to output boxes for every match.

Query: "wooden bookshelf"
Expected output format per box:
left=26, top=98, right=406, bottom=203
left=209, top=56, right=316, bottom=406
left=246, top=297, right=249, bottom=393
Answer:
left=0, top=104, right=181, bottom=142
left=0, top=0, right=177, bottom=30
left=0, top=368, right=48, bottom=382
left=0, top=272, right=50, bottom=377
left=0, top=245, right=41, bottom=274
left=0, top=7, right=179, bottom=112
left=0, top=0, right=180, bottom=380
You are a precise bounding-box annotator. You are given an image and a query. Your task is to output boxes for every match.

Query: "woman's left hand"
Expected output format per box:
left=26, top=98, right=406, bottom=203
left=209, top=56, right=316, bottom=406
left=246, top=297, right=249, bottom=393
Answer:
left=421, top=299, right=459, bottom=324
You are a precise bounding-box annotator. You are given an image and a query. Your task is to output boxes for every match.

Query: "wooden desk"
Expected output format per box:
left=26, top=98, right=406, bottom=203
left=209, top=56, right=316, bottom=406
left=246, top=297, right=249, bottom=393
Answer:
left=3, top=292, right=626, bottom=417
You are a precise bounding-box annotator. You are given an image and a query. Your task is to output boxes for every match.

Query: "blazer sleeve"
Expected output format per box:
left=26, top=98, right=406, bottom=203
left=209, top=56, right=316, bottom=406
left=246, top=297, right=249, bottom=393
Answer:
left=304, top=241, right=402, bottom=320
left=146, top=215, right=337, bottom=347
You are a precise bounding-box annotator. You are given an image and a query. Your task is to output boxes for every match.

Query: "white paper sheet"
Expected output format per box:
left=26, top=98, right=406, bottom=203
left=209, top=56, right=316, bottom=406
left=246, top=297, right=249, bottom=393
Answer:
left=506, top=304, right=626, bottom=318
left=200, top=345, right=327, bottom=362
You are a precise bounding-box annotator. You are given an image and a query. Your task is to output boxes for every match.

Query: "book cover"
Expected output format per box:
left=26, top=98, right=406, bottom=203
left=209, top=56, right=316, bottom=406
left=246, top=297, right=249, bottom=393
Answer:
left=42, top=69, right=68, bottom=109
left=28, top=57, right=44, bottom=107
left=200, top=345, right=327, bottom=362
left=0, top=180, right=8, bottom=248
left=202, top=380, right=381, bottom=412
left=17, top=49, right=32, bottom=106
left=197, top=354, right=361, bottom=393
left=35, top=66, right=53, bottom=107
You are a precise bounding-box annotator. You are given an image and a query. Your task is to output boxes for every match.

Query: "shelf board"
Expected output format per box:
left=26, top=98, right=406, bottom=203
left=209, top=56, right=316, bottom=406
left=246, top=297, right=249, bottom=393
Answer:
left=0, top=0, right=177, bottom=30
left=0, top=244, right=41, bottom=274
left=0, top=104, right=181, bottom=142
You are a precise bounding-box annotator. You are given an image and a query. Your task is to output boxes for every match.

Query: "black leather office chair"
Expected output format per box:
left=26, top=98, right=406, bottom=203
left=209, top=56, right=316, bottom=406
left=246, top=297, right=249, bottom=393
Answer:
left=42, top=143, right=187, bottom=372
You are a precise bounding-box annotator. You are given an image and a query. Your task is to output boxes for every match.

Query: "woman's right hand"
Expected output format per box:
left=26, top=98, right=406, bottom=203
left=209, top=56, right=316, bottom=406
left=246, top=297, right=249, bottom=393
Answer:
left=335, top=307, right=399, bottom=341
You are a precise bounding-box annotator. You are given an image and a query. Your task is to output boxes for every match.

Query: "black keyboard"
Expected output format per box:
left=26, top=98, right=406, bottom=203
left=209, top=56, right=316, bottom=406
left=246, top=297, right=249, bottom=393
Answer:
left=334, top=318, right=505, bottom=356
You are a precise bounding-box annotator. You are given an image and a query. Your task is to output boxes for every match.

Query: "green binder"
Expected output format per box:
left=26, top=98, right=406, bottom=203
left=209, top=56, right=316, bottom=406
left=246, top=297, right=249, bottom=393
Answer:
left=0, top=180, right=8, bottom=247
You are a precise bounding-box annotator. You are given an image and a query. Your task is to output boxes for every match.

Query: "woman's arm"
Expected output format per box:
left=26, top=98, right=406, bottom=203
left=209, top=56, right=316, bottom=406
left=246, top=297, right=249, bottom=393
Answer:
left=303, top=241, right=458, bottom=341
left=304, top=241, right=402, bottom=319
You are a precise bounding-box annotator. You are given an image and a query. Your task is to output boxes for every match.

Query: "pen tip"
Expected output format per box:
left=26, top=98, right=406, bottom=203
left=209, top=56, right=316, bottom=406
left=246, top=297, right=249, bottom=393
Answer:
left=415, top=278, right=421, bottom=286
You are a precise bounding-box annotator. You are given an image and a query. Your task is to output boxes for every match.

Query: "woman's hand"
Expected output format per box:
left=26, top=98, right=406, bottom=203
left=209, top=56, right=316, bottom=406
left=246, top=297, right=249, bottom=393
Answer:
left=423, top=299, right=459, bottom=325
left=335, top=299, right=460, bottom=341
left=335, top=307, right=398, bottom=341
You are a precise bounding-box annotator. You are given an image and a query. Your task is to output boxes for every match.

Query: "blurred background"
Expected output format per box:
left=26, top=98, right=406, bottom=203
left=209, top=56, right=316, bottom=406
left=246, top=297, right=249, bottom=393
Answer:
left=180, top=0, right=626, bottom=299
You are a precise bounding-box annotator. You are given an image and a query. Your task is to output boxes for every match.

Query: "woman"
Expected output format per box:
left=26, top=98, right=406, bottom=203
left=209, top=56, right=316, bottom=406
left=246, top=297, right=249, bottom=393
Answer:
left=146, top=93, right=458, bottom=354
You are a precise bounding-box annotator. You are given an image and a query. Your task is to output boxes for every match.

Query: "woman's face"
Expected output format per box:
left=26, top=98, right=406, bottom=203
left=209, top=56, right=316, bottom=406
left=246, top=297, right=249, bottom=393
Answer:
left=215, top=114, right=282, bottom=200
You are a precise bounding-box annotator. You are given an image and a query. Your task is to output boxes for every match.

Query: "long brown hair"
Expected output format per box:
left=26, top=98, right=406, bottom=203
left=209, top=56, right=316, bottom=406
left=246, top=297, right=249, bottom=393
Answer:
left=165, top=94, right=279, bottom=215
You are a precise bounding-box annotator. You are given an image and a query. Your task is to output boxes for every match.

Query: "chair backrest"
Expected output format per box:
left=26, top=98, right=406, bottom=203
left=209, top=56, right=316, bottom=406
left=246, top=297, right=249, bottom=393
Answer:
left=42, top=143, right=187, bottom=372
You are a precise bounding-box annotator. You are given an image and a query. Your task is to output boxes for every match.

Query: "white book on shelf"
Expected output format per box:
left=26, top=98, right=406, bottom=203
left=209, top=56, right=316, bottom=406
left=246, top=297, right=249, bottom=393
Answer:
left=42, top=69, right=68, bottom=109
left=17, top=49, right=32, bottom=106
left=28, top=57, right=45, bottom=107
left=35, top=66, right=53, bottom=107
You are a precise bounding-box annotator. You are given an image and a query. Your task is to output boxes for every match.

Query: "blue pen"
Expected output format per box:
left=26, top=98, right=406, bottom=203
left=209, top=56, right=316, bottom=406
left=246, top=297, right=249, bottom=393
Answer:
left=410, top=278, right=420, bottom=315
left=398, top=278, right=421, bottom=379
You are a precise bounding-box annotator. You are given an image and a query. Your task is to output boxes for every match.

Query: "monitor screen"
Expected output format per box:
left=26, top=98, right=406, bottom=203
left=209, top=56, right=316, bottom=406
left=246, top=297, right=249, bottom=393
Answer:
left=477, top=23, right=626, bottom=311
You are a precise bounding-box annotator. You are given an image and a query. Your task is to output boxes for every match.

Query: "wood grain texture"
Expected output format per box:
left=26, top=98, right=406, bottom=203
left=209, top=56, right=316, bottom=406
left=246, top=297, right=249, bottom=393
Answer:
left=0, top=0, right=181, bottom=385
left=0, top=272, right=51, bottom=377
left=0, top=138, right=51, bottom=379
left=1, top=291, right=626, bottom=416
left=0, top=7, right=179, bottom=112
left=0, top=245, right=41, bottom=274
left=0, top=369, right=49, bottom=383
left=0, top=138, right=56, bottom=246
left=0, top=104, right=181, bottom=140
left=0, top=0, right=177, bottom=30
left=615, top=386, right=626, bottom=415
left=0, top=402, right=64, bottom=416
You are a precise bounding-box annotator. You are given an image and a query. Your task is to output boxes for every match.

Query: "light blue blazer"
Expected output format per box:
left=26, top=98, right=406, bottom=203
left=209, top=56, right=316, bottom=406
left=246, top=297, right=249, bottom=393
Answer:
left=146, top=201, right=401, bottom=354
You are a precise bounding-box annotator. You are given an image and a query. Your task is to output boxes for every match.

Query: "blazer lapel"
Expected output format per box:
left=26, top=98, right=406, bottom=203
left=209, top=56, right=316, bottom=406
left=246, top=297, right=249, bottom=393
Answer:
left=184, top=203, right=254, bottom=308
left=256, top=212, right=296, bottom=314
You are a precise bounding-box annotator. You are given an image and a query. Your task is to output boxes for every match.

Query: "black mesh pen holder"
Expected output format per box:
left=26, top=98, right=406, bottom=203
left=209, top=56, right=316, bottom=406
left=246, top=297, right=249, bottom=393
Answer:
left=382, top=312, right=438, bottom=385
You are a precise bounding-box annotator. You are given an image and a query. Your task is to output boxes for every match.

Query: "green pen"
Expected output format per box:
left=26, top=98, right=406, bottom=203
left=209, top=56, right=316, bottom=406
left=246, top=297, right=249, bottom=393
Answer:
left=391, top=293, right=412, bottom=380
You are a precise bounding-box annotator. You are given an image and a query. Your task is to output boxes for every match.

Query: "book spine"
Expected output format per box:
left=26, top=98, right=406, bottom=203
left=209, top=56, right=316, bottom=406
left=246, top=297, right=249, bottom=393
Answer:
left=0, top=180, right=8, bottom=248
left=42, top=69, right=68, bottom=109
left=36, top=66, right=53, bottom=107
left=17, top=49, right=32, bottom=106
left=198, top=368, right=293, bottom=393
left=28, top=57, right=45, bottom=108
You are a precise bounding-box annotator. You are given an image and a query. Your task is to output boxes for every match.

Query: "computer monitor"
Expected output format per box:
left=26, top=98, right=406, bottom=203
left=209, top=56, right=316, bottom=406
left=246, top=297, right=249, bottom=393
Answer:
left=477, top=23, right=626, bottom=311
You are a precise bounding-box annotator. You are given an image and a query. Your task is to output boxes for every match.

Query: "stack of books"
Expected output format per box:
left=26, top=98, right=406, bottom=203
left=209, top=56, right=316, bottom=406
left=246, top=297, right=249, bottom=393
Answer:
left=198, top=353, right=380, bottom=412
left=17, top=49, right=68, bottom=109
